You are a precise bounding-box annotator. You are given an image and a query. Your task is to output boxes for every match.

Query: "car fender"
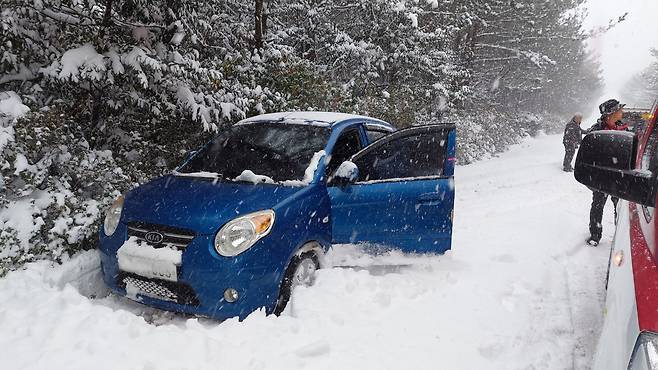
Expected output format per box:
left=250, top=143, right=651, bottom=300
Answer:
left=257, top=184, right=331, bottom=311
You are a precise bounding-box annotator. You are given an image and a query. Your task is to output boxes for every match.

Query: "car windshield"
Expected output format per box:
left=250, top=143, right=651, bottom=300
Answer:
left=177, top=122, right=330, bottom=182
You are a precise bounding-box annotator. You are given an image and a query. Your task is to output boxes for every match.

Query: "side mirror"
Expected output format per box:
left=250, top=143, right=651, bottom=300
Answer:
left=331, top=161, right=359, bottom=187
left=575, top=131, right=655, bottom=207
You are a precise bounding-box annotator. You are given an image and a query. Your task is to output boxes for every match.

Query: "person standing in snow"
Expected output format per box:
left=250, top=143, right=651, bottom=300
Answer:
left=562, top=113, right=584, bottom=172
left=586, top=99, right=628, bottom=246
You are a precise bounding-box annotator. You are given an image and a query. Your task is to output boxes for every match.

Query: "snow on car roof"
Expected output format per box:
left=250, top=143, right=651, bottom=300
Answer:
left=237, top=111, right=390, bottom=127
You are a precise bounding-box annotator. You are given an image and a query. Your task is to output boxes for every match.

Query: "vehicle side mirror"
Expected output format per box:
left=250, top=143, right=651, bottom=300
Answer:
left=574, top=131, right=656, bottom=207
left=331, top=161, right=359, bottom=187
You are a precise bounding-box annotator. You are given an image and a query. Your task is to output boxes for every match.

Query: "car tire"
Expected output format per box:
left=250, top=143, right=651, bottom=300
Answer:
left=274, top=250, right=320, bottom=315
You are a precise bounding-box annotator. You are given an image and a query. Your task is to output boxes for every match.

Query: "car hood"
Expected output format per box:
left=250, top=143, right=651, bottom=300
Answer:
left=121, top=175, right=304, bottom=235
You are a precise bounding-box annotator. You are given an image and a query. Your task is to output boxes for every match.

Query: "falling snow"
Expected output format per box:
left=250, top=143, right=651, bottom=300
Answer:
left=0, top=134, right=610, bottom=369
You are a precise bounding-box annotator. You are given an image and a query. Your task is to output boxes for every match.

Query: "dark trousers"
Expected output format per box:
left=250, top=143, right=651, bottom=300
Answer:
left=589, top=191, right=618, bottom=241
left=563, top=144, right=576, bottom=169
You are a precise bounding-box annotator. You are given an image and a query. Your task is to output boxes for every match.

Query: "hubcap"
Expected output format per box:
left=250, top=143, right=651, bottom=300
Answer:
left=292, top=258, right=317, bottom=288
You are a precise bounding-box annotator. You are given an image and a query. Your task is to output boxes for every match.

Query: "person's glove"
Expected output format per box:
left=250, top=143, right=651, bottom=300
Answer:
left=615, top=120, right=630, bottom=131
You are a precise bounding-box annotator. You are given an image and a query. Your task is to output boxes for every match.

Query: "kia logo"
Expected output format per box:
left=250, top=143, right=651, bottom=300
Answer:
left=144, top=231, right=164, bottom=244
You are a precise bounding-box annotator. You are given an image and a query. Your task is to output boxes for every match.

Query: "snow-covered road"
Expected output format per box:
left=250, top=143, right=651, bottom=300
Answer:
left=0, top=134, right=614, bottom=369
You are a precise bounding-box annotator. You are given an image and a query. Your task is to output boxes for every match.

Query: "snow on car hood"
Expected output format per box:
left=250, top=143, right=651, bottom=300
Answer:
left=121, top=174, right=304, bottom=235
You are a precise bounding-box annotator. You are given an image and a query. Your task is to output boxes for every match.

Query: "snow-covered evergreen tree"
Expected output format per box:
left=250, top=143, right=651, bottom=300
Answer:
left=268, top=0, right=472, bottom=125
left=1, top=0, right=298, bottom=129
left=0, top=0, right=296, bottom=273
left=459, top=0, right=601, bottom=114
left=622, top=49, right=658, bottom=107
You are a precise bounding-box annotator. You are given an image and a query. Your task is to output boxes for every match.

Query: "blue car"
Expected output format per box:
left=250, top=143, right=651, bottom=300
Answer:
left=99, top=112, right=456, bottom=320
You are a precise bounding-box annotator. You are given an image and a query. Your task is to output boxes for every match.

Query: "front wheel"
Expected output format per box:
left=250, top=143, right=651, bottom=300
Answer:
left=274, top=251, right=320, bottom=315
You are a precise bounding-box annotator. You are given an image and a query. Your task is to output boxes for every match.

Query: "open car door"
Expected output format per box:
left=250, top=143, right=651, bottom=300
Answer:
left=328, top=124, right=456, bottom=253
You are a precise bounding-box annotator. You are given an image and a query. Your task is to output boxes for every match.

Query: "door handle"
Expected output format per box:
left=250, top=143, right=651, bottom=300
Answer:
left=417, top=192, right=443, bottom=204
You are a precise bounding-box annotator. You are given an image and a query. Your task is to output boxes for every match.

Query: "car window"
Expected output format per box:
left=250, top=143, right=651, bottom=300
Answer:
left=641, top=124, right=658, bottom=220
left=641, top=124, right=658, bottom=173
left=178, top=123, right=330, bottom=182
left=326, top=129, right=363, bottom=176
left=365, top=129, right=390, bottom=143
left=353, top=130, right=449, bottom=182
left=627, top=111, right=648, bottom=136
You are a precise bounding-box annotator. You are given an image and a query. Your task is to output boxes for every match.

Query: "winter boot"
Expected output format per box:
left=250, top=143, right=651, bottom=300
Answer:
left=586, top=236, right=600, bottom=247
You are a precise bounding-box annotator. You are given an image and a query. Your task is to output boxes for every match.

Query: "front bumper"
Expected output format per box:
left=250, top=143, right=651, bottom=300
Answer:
left=98, top=223, right=285, bottom=320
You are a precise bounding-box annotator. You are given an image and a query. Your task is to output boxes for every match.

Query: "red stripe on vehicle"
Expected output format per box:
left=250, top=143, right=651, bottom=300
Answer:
left=629, top=203, right=658, bottom=332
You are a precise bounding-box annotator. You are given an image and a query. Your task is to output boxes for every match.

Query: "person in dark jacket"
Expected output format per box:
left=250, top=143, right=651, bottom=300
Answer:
left=586, top=99, right=627, bottom=246
left=562, top=113, right=584, bottom=172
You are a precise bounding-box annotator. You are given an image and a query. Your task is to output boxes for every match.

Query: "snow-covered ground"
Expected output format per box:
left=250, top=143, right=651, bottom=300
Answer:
left=0, top=134, right=614, bottom=369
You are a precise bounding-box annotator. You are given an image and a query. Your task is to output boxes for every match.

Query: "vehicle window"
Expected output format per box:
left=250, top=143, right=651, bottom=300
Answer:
left=178, top=123, right=330, bottom=182
left=641, top=124, right=658, bottom=220
left=326, top=129, right=362, bottom=175
left=354, top=131, right=448, bottom=182
left=641, top=124, right=658, bottom=173
left=627, top=111, right=648, bottom=136
left=366, top=129, right=390, bottom=143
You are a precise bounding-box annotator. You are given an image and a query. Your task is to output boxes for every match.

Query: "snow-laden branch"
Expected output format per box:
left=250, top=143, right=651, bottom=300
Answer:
left=0, top=65, right=38, bottom=86
left=474, top=43, right=555, bottom=67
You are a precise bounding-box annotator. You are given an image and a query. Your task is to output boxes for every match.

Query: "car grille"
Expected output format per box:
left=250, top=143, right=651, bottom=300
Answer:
left=127, top=222, right=196, bottom=249
left=119, top=273, right=199, bottom=306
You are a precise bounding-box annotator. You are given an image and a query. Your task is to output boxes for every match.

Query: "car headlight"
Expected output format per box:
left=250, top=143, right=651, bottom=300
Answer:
left=215, top=210, right=275, bottom=257
left=630, top=332, right=658, bottom=369
left=103, top=195, right=124, bottom=236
